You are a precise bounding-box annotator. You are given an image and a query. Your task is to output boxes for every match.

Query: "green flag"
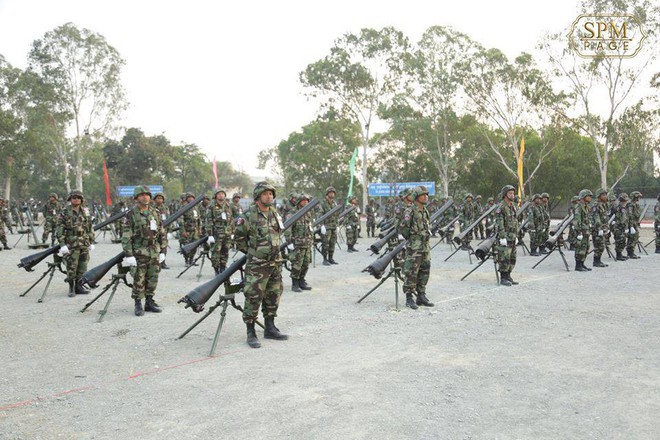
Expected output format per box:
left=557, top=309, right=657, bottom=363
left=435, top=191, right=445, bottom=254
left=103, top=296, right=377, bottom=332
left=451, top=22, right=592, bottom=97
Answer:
left=347, top=147, right=358, bottom=199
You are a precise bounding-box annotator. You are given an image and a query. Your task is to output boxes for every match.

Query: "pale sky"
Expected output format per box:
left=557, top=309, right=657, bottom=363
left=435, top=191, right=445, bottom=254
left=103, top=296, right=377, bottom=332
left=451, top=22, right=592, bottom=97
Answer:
left=1, top=0, right=650, bottom=179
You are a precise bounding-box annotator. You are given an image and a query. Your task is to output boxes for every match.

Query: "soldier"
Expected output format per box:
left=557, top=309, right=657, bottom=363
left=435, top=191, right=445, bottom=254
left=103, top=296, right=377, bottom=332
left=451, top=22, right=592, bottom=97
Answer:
left=234, top=181, right=287, bottom=348
left=121, top=186, right=167, bottom=316
left=538, top=192, right=551, bottom=254
left=198, top=195, right=211, bottom=223
left=573, top=189, right=593, bottom=272
left=494, top=185, right=520, bottom=286
left=56, top=190, right=94, bottom=296
left=344, top=196, right=360, bottom=252
left=231, top=193, right=243, bottom=219
left=613, top=193, right=630, bottom=261
left=0, top=197, right=11, bottom=250
left=284, top=194, right=314, bottom=292
left=365, top=198, right=377, bottom=238
left=384, top=197, right=395, bottom=221
left=41, top=193, right=61, bottom=244
left=387, top=188, right=412, bottom=270
left=443, top=196, right=457, bottom=244
left=654, top=194, right=660, bottom=254
left=319, top=186, right=340, bottom=266
left=529, top=194, right=543, bottom=256
left=205, top=189, right=234, bottom=274
left=474, top=195, right=485, bottom=240
left=152, top=193, right=171, bottom=270
left=567, top=195, right=580, bottom=250
left=179, top=192, right=201, bottom=266
left=485, top=197, right=496, bottom=237
left=398, top=186, right=434, bottom=309
left=590, top=188, right=610, bottom=268
left=626, top=191, right=642, bottom=259
left=110, top=200, right=126, bottom=239
left=459, top=193, right=476, bottom=249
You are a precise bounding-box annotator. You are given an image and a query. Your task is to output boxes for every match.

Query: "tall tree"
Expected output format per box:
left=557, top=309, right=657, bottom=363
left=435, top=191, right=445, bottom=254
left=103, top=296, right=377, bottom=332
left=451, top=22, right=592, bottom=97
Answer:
left=300, top=27, right=410, bottom=209
left=28, top=22, right=127, bottom=192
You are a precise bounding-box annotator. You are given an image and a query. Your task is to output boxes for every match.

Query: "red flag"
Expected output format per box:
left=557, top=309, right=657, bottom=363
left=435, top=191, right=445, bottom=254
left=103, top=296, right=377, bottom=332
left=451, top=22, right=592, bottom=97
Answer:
left=103, top=159, right=113, bottom=206
left=212, top=157, right=219, bottom=189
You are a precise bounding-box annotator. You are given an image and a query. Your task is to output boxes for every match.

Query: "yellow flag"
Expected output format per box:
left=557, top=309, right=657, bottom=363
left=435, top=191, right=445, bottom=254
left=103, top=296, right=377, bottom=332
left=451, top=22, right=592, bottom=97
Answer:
left=517, top=137, right=525, bottom=204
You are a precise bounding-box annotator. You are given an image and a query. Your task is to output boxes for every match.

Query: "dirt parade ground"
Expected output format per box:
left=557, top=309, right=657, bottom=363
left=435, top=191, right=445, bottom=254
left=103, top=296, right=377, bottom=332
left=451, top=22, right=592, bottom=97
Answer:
left=1, top=225, right=659, bottom=439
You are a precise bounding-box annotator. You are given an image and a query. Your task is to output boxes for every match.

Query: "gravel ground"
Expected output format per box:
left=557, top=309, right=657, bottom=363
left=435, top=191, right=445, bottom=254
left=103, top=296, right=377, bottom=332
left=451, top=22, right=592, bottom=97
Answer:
left=1, top=225, right=659, bottom=440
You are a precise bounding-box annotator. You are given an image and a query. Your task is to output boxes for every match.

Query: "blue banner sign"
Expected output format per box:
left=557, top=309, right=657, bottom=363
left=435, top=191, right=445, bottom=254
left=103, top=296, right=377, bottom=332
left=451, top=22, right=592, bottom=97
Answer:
left=116, top=185, right=164, bottom=197
left=368, top=182, right=436, bottom=197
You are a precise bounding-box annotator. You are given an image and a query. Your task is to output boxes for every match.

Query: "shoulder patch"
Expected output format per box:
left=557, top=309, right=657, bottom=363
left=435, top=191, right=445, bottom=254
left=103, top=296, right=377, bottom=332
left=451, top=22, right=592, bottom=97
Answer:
left=404, top=213, right=411, bottom=221
left=235, top=217, right=244, bottom=226
left=496, top=207, right=502, bottom=214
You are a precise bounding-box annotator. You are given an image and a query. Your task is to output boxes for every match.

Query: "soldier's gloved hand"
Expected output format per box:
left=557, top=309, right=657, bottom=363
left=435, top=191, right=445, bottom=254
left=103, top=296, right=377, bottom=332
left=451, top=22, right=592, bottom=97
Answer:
left=499, top=238, right=507, bottom=246
left=320, top=225, right=327, bottom=235
left=598, top=230, right=604, bottom=237
left=167, top=233, right=173, bottom=240
left=207, top=236, right=216, bottom=244
left=90, top=244, right=95, bottom=252
left=159, top=253, right=166, bottom=263
left=398, top=234, right=404, bottom=241
left=346, top=226, right=351, bottom=230
left=629, top=227, right=636, bottom=235
left=287, top=242, right=295, bottom=251
left=58, top=245, right=70, bottom=256
left=122, top=256, right=137, bottom=267
left=577, top=234, right=583, bottom=241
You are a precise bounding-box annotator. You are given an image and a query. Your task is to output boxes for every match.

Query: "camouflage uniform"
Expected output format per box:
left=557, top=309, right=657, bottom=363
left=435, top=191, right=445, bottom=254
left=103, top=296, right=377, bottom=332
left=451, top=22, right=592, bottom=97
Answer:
left=484, top=198, right=496, bottom=236
left=654, top=195, right=660, bottom=253
left=387, top=189, right=411, bottom=269
left=365, top=200, right=377, bottom=237
left=626, top=192, right=642, bottom=259
left=179, top=193, right=201, bottom=265
left=205, top=190, right=234, bottom=274
left=474, top=196, right=485, bottom=240
left=284, top=194, right=314, bottom=291
left=539, top=193, right=551, bottom=252
left=589, top=188, right=610, bottom=267
left=399, top=186, right=433, bottom=309
left=529, top=195, right=544, bottom=255
left=494, top=185, right=519, bottom=285
left=198, top=197, right=211, bottom=225
left=344, top=197, right=360, bottom=252
left=567, top=197, right=579, bottom=250
left=320, top=187, right=339, bottom=264
left=231, top=194, right=243, bottom=220
left=0, top=198, right=11, bottom=249
left=153, top=193, right=170, bottom=269
left=56, top=191, right=94, bottom=295
left=459, top=194, right=476, bottom=248
left=235, top=181, right=287, bottom=348
left=613, top=194, right=630, bottom=260
left=573, top=189, right=593, bottom=271
left=122, top=186, right=167, bottom=315
left=110, top=201, right=126, bottom=239
left=41, top=194, right=61, bottom=244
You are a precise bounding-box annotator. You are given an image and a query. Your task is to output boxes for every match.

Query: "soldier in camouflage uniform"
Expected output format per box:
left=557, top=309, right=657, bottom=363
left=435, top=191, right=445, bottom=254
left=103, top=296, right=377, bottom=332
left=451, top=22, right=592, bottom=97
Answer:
left=0, top=197, right=11, bottom=250
left=234, top=181, right=288, bottom=348
left=590, top=188, right=610, bottom=268
left=41, top=193, right=61, bottom=244
left=386, top=188, right=412, bottom=270
left=474, top=195, right=485, bottom=240
left=613, top=193, right=630, bottom=261
left=152, top=193, right=170, bottom=269
left=626, top=191, right=642, bottom=259
left=365, top=199, right=377, bottom=238
left=319, top=186, right=340, bottom=265
left=56, top=190, right=94, bottom=296
left=538, top=192, right=551, bottom=254
left=205, top=189, right=234, bottom=274
left=198, top=195, right=211, bottom=224
left=528, top=194, right=543, bottom=256
left=441, top=196, right=457, bottom=244
left=399, top=186, right=434, bottom=309
left=179, top=192, right=201, bottom=266
left=654, top=194, right=660, bottom=254
left=494, top=185, right=520, bottom=286
left=121, top=186, right=167, bottom=316
left=573, top=189, right=593, bottom=272
left=284, top=194, right=314, bottom=292
left=459, top=193, right=476, bottom=249
left=384, top=197, right=395, bottom=221
left=567, top=195, right=579, bottom=250
left=484, top=197, right=496, bottom=237
left=110, top=200, right=126, bottom=239
left=344, top=196, right=360, bottom=252
left=231, top=193, right=243, bottom=219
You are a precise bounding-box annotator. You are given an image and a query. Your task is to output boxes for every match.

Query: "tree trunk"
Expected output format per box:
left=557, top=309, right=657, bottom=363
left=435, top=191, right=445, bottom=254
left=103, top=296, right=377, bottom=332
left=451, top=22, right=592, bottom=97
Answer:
left=4, top=175, right=10, bottom=201
left=361, top=134, right=369, bottom=213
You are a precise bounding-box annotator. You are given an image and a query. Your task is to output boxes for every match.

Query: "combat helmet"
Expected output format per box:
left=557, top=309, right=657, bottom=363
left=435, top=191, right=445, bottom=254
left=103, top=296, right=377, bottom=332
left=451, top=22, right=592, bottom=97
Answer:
left=618, top=192, right=629, bottom=201
left=541, top=192, right=550, bottom=199
left=185, top=192, right=195, bottom=200
left=500, top=185, right=515, bottom=198
left=288, top=192, right=298, bottom=207
left=578, top=189, right=593, bottom=199
left=595, top=188, right=608, bottom=197
left=232, top=193, right=241, bottom=200
left=465, top=192, right=473, bottom=200
left=412, top=185, right=430, bottom=200
left=49, top=193, right=59, bottom=200
left=67, top=190, right=84, bottom=201
left=400, top=187, right=412, bottom=198
left=532, top=193, right=541, bottom=201
left=630, top=191, right=642, bottom=199
left=133, top=185, right=152, bottom=199
left=325, top=186, right=336, bottom=195
left=348, top=195, right=358, bottom=203
left=571, top=195, right=579, bottom=203
left=297, top=193, right=310, bottom=206
left=214, top=189, right=227, bottom=198
left=253, top=181, right=277, bottom=200
left=153, top=192, right=165, bottom=201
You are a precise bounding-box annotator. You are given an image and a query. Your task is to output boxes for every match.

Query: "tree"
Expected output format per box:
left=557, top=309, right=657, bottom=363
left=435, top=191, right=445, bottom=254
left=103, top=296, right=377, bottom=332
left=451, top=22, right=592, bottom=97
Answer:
left=458, top=48, right=567, bottom=198
left=28, top=22, right=127, bottom=192
left=300, top=27, right=410, bottom=210
left=540, top=0, right=660, bottom=188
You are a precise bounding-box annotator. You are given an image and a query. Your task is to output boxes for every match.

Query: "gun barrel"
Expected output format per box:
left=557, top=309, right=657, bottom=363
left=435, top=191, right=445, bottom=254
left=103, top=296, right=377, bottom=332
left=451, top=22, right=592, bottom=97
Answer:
left=94, top=209, right=129, bottom=231
left=363, top=240, right=406, bottom=279
left=454, top=204, right=498, bottom=245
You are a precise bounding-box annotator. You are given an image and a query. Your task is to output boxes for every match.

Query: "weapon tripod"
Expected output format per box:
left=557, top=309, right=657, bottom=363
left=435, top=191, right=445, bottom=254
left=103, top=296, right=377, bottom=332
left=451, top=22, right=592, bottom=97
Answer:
left=177, top=249, right=211, bottom=281
left=460, top=253, right=500, bottom=284
left=19, top=259, right=66, bottom=303
left=357, top=260, right=405, bottom=311
left=532, top=241, right=570, bottom=272
left=80, top=268, right=133, bottom=322
left=178, top=273, right=264, bottom=356
left=444, top=242, right=474, bottom=264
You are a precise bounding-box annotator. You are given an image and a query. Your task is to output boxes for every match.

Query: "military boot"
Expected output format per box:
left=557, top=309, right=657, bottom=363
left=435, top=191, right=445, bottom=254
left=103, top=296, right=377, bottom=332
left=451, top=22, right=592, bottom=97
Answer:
left=67, top=280, right=75, bottom=297
left=291, top=279, right=302, bottom=292
left=539, top=246, right=548, bottom=255
left=627, top=249, right=640, bottom=259
left=593, top=256, right=607, bottom=268
left=656, top=247, right=660, bottom=254
left=575, top=260, right=588, bottom=272
left=144, top=296, right=162, bottom=313
left=416, top=292, right=434, bottom=307
left=615, top=250, right=627, bottom=261
left=3, top=243, right=10, bottom=250
left=299, top=279, right=312, bottom=290
left=160, top=261, right=170, bottom=270
left=499, top=272, right=512, bottom=286
left=264, top=317, right=288, bottom=340
left=505, top=272, right=519, bottom=285
left=328, top=255, right=338, bottom=264
left=322, top=254, right=331, bottom=266
left=246, top=322, right=261, bottom=348
left=405, top=293, right=418, bottom=309
left=75, top=280, right=90, bottom=295
left=134, top=298, right=144, bottom=316
left=530, top=247, right=540, bottom=256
